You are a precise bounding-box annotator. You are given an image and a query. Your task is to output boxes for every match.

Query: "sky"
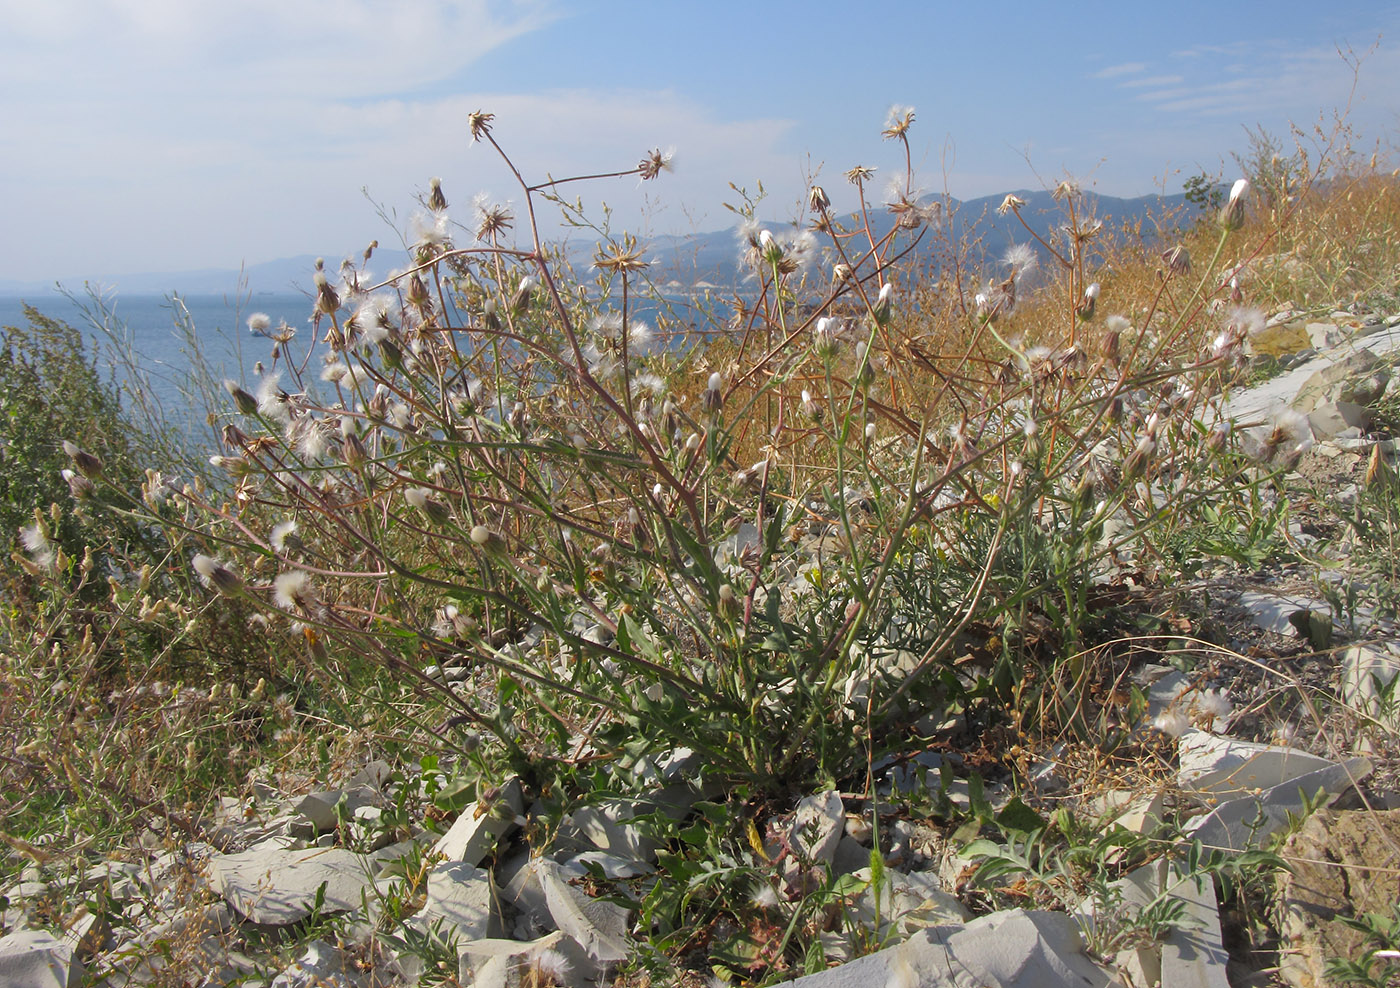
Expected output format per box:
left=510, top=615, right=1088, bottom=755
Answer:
left=2, top=0, right=1399, bottom=285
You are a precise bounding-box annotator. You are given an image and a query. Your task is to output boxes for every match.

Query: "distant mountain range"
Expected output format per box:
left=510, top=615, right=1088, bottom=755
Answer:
left=0, top=187, right=1201, bottom=299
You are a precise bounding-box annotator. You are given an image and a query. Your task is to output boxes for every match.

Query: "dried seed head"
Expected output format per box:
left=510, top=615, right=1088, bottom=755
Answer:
left=881, top=104, right=915, bottom=140
left=468, top=109, right=495, bottom=141
left=813, top=316, right=840, bottom=360
left=511, top=276, right=535, bottom=314
left=845, top=164, right=875, bottom=186
left=1161, top=244, right=1191, bottom=276
left=808, top=185, right=830, bottom=213
left=997, top=193, right=1026, bottom=215
left=874, top=282, right=894, bottom=324
left=341, top=433, right=368, bottom=468
left=716, top=583, right=739, bottom=621
left=638, top=147, right=674, bottom=180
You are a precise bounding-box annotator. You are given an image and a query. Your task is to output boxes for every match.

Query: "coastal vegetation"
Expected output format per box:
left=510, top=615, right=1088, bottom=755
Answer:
left=3, top=103, right=1400, bottom=985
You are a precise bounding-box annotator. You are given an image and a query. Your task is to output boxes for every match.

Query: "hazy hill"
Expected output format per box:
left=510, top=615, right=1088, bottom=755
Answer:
left=0, top=188, right=1199, bottom=299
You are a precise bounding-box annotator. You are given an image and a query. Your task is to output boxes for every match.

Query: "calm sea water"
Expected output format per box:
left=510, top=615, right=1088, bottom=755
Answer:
left=0, top=289, right=315, bottom=448
left=1, top=286, right=730, bottom=452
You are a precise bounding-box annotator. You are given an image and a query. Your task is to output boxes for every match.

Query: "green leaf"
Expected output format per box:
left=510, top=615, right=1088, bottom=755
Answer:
left=996, top=797, right=1047, bottom=835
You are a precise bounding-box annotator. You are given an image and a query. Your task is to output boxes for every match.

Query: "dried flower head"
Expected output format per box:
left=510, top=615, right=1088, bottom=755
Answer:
left=997, top=193, right=1026, bottom=215
left=845, top=164, right=875, bottom=186
left=882, top=104, right=916, bottom=140
left=1161, top=244, right=1191, bottom=276
left=472, top=193, right=514, bottom=242
left=270, top=519, right=299, bottom=553
left=703, top=372, right=723, bottom=415
left=468, top=109, right=495, bottom=142
left=594, top=238, right=650, bottom=274
left=638, top=147, right=674, bottom=180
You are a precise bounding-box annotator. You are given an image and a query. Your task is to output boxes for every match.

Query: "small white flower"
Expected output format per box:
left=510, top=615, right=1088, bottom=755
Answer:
left=247, top=312, right=272, bottom=335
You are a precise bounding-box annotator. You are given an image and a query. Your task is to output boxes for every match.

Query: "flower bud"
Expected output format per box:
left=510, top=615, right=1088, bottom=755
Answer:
left=470, top=525, right=508, bottom=554
left=63, top=440, right=104, bottom=480
left=874, top=283, right=893, bottom=324
left=1076, top=282, right=1099, bottom=321
left=61, top=468, right=95, bottom=500
left=342, top=433, right=368, bottom=468
left=1218, top=178, right=1249, bottom=230
left=314, top=271, right=340, bottom=315
left=428, top=176, right=448, bottom=212
left=511, top=276, right=535, bottom=315
left=703, top=372, right=723, bottom=415
left=716, top=583, right=739, bottom=622
left=224, top=380, right=259, bottom=416
left=192, top=554, right=244, bottom=597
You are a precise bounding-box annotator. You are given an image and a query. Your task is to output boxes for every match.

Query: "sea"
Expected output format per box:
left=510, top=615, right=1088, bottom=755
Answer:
left=0, top=288, right=313, bottom=453
left=0, top=285, right=730, bottom=456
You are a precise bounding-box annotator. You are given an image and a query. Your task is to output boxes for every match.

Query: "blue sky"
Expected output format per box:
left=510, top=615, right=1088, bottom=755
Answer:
left=2, top=0, right=1398, bottom=284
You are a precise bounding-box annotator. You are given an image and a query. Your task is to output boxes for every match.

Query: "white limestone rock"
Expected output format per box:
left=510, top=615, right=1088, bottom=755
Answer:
left=789, top=790, right=845, bottom=868
left=206, top=837, right=377, bottom=926
left=0, top=930, right=83, bottom=988
left=433, top=777, right=523, bottom=865
left=782, top=908, right=1113, bottom=987
left=405, top=861, right=501, bottom=943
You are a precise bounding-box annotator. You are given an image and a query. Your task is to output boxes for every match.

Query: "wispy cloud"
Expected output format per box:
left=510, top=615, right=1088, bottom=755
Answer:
left=1120, top=75, right=1185, bottom=88
left=1093, top=62, right=1147, bottom=79
left=1096, top=35, right=1399, bottom=120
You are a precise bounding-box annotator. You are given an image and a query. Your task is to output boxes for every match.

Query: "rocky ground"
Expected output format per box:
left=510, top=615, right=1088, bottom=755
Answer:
left=6, top=304, right=1400, bottom=988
